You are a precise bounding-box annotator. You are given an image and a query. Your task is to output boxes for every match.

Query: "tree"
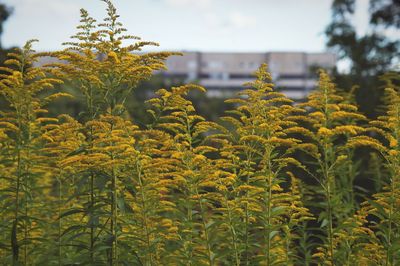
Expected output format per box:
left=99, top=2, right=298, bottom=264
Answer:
left=0, top=3, right=12, bottom=62
left=325, top=0, right=399, bottom=118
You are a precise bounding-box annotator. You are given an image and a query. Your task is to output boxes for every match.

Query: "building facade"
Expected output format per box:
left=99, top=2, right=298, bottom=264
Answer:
left=162, top=51, right=336, bottom=99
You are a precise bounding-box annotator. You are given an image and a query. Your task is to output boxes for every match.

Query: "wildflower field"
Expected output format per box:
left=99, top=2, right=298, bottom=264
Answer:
left=0, top=1, right=399, bottom=265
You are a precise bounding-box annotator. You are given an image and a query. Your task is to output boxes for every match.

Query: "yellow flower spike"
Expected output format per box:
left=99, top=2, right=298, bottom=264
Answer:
left=333, top=125, right=365, bottom=135
left=317, top=127, right=333, bottom=137
left=389, top=137, right=398, bottom=148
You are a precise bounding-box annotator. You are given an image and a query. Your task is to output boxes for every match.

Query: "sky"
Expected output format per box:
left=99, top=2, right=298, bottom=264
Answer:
left=2, top=0, right=372, bottom=54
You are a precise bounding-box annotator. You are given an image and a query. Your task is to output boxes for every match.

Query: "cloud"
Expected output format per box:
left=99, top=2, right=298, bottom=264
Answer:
left=228, top=12, right=257, bottom=29
left=205, top=11, right=257, bottom=30
left=12, top=0, right=80, bottom=19
left=204, top=13, right=224, bottom=27
left=165, top=0, right=212, bottom=9
left=164, top=0, right=256, bottom=31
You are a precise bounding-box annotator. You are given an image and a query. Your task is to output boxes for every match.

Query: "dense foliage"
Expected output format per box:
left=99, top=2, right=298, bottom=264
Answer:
left=325, top=0, right=400, bottom=118
left=0, top=1, right=399, bottom=265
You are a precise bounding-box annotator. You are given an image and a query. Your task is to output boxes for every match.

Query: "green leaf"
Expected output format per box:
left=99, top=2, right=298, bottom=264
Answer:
left=269, top=230, right=279, bottom=240
left=66, top=145, right=87, bottom=156
left=59, top=209, right=84, bottom=219
left=320, top=219, right=329, bottom=228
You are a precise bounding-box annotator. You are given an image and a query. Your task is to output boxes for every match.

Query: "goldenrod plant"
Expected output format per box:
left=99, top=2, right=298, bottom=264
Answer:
left=49, top=0, right=174, bottom=120
left=323, top=81, right=400, bottom=265
left=217, top=64, right=313, bottom=265
left=40, top=114, right=85, bottom=265
left=146, top=85, right=222, bottom=265
left=41, top=1, right=176, bottom=264
left=356, top=85, right=400, bottom=265
left=284, top=172, right=315, bottom=265
left=296, top=71, right=368, bottom=265
left=120, top=127, right=177, bottom=265
left=0, top=40, right=64, bottom=265
left=1, top=1, right=400, bottom=265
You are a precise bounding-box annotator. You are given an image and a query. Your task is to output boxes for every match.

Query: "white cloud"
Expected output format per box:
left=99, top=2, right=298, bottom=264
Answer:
left=204, top=11, right=257, bottom=29
left=165, top=0, right=212, bottom=9
left=204, top=13, right=224, bottom=27
left=228, top=12, right=257, bottom=29
left=3, top=0, right=82, bottom=50
left=12, top=0, right=79, bottom=17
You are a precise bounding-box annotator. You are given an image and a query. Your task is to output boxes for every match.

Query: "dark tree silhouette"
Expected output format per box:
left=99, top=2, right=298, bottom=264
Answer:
left=0, top=3, right=12, bottom=63
left=325, top=0, right=399, bottom=118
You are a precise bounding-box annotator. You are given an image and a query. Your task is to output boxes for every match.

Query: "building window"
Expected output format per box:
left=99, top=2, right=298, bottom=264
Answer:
left=209, top=61, right=223, bottom=68
left=209, top=72, right=228, bottom=80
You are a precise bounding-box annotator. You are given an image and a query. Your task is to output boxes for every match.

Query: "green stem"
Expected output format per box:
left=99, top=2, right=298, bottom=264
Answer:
left=218, top=178, right=240, bottom=266
left=385, top=178, right=394, bottom=266
left=58, top=176, right=62, bottom=266
left=23, top=116, right=32, bottom=266
left=13, top=145, right=22, bottom=265
left=195, top=187, right=214, bottom=266
left=326, top=181, right=335, bottom=265
left=265, top=169, right=272, bottom=265
left=323, top=147, right=335, bottom=265
left=186, top=180, right=194, bottom=265
left=24, top=157, right=29, bottom=266
left=110, top=124, right=117, bottom=265
left=137, top=160, right=153, bottom=266
left=110, top=166, right=117, bottom=265
left=244, top=201, right=249, bottom=266
left=88, top=123, right=95, bottom=263
left=90, top=172, right=94, bottom=263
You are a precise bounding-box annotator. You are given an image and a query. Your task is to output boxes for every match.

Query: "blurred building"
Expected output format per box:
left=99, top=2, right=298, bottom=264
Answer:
left=162, top=51, right=336, bottom=99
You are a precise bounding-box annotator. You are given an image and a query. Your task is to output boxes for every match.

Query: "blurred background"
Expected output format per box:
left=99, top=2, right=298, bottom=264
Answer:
left=0, top=0, right=398, bottom=123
